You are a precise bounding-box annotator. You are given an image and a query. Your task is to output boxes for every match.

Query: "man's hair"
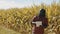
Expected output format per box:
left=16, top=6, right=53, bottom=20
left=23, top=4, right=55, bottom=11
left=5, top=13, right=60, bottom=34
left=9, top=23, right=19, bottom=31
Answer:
left=39, top=9, right=46, bottom=17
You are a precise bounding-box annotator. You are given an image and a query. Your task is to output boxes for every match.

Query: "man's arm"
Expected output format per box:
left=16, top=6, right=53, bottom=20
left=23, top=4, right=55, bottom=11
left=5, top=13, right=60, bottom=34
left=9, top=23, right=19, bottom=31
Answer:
left=42, top=18, right=48, bottom=28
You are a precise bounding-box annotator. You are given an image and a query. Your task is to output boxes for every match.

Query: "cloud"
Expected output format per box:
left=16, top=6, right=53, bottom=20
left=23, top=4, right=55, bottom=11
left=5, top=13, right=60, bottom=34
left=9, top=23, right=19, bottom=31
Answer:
left=0, top=0, right=29, bottom=9
left=0, top=0, right=59, bottom=9
left=0, top=1, right=16, bottom=9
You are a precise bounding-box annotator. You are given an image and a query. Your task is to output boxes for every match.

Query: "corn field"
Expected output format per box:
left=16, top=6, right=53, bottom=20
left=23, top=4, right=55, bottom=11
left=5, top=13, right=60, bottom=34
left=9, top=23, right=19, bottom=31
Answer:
left=0, top=3, right=60, bottom=34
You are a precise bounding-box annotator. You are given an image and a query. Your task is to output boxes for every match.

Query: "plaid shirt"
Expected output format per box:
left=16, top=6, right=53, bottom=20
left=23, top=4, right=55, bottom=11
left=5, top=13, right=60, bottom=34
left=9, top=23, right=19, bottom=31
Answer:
left=32, top=16, right=48, bottom=34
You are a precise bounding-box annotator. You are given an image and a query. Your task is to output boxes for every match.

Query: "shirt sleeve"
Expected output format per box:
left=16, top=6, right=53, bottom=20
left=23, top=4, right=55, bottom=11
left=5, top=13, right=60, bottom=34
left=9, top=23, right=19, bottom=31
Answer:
left=33, top=16, right=39, bottom=22
left=42, top=18, right=48, bottom=28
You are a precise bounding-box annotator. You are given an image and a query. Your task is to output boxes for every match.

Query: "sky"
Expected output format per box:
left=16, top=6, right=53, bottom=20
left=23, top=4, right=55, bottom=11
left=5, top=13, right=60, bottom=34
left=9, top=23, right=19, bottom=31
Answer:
left=0, top=0, right=59, bottom=9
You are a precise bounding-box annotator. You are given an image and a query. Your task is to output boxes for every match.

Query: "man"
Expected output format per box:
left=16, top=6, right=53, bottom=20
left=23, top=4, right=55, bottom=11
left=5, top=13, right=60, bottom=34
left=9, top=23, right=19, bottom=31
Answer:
left=32, top=9, right=48, bottom=34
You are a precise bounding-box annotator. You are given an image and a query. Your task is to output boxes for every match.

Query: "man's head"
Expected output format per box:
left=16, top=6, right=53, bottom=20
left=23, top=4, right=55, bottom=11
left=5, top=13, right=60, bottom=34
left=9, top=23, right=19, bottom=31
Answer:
left=39, top=9, right=46, bottom=17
